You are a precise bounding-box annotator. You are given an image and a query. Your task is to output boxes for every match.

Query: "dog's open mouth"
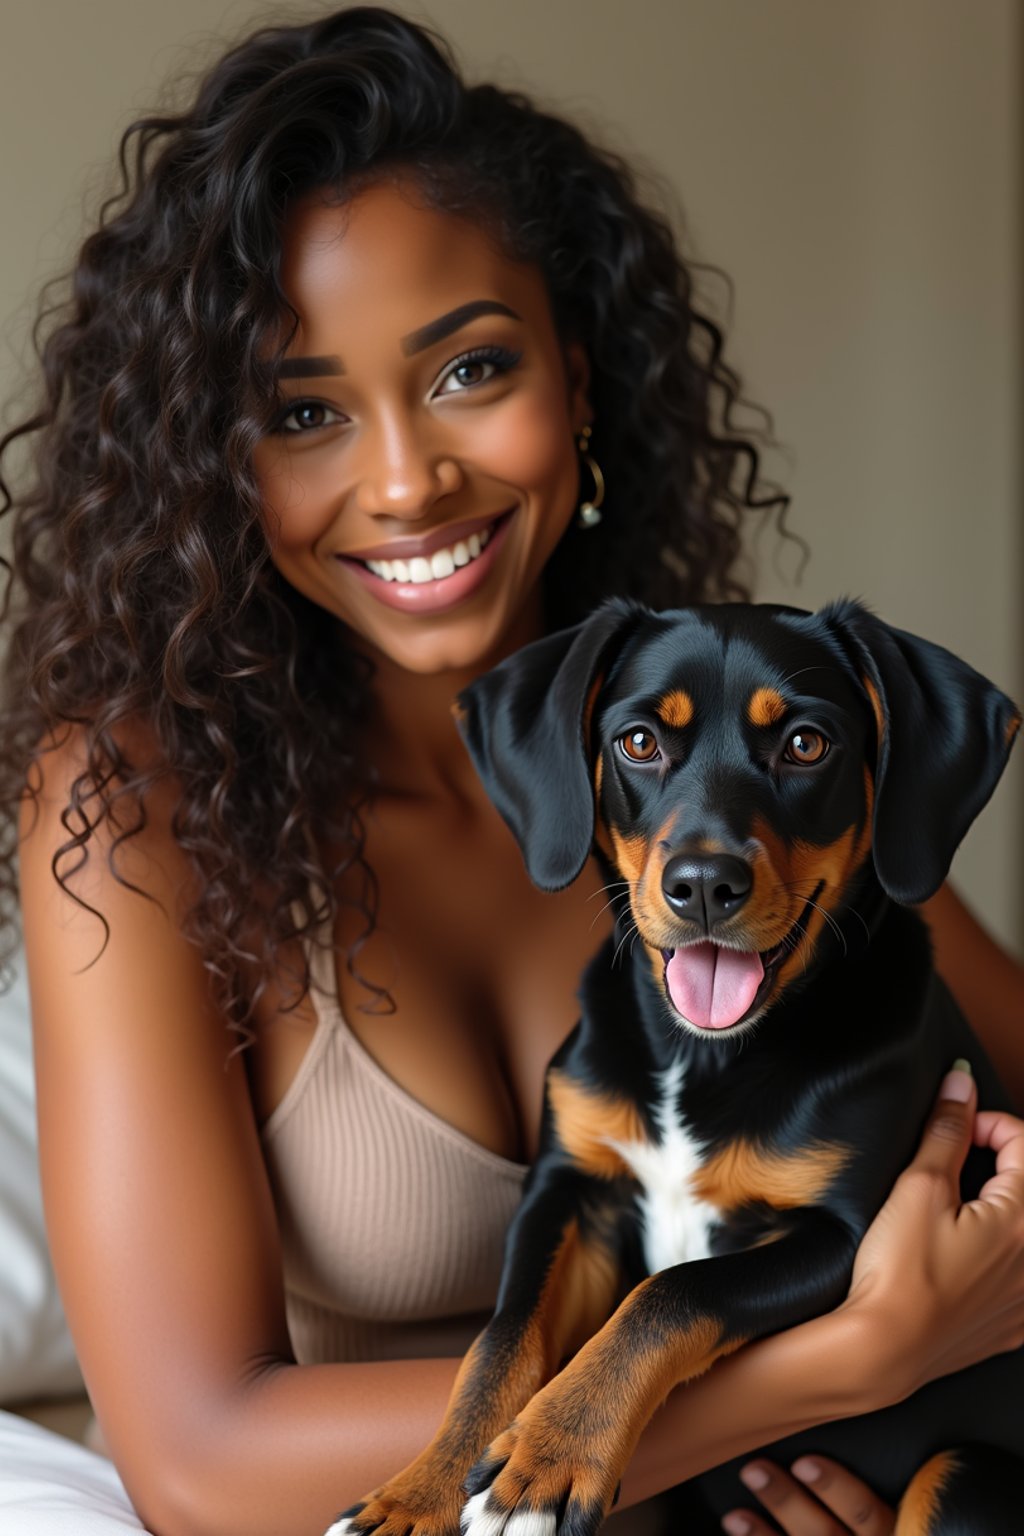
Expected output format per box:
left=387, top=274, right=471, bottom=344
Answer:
left=660, top=882, right=825, bottom=1032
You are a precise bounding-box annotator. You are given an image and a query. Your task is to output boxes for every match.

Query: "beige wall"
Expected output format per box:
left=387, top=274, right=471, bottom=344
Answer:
left=2, top=1, right=1020, bottom=950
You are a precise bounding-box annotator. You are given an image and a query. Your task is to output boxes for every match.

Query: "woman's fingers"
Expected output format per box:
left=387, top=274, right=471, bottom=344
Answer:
left=905, top=1065, right=976, bottom=1191
left=788, top=1457, right=895, bottom=1533
left=974, top=1107, right=1024, bottom=1168
left=721, top=1510, right=784, bottom=1535
left=963, top=1109, right=1024, bottom=1235
left=722, top=1457, right=895, bottom=1536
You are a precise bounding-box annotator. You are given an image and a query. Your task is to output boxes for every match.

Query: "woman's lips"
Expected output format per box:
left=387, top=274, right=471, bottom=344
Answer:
left=336, top=511, right=514, bottom=615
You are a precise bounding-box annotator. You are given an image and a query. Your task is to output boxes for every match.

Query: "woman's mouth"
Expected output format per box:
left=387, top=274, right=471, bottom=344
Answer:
left=337, top=511, right=513, bottom=615
left=363, top=523, right=494, bottom=585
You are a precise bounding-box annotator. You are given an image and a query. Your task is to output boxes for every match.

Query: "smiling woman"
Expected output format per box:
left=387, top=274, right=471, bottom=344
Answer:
left=1, top=8, right=1023, bottom=1536
left=254, top=185, right=588, bottom=667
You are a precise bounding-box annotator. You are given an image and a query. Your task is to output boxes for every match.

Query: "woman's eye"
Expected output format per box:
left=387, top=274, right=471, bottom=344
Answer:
left=783, top=729, right=829, bottom=765
left=618, top=729, right=661, bottom=763
left=434, top=346, right=522, bottom=397
left=276, top=400, right=344, bottom=434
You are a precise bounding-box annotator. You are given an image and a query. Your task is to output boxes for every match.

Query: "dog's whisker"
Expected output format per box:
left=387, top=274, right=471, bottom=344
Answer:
left=586, top=880, right=631, bottom=902
left=770, top=879, right=848, bottom=955
left=774, top=663, right=842, bottom=691
left=801, top=900, right=847, bottom=957
left=786, top=899, right=847, bottom=959
left=590, top=891, right=632, bottom=930
left=846, top=905, right=872, bottom=943
left=612, top=919, right=640, bottom=969
left=775, top=877, right=872, bottom=948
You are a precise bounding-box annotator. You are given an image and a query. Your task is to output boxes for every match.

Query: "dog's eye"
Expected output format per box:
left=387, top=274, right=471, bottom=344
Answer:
left=619, top=729, right=661, bottom=763
left=784, top=730, right=829, bottom=765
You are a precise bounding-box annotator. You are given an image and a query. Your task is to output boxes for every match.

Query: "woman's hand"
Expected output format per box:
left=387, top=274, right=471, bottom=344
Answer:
left=617, top=1067, right=1024, bottom=1509
left=717, top=1071, right=1024, bottom=1533
left=837, top=1065, right=1024, bottom=1408
left=723, top=1455, right=894, bottom=1535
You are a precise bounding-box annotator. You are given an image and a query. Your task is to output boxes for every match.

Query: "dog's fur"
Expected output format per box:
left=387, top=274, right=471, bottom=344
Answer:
left=330, top=599, right=1023, bottom=1536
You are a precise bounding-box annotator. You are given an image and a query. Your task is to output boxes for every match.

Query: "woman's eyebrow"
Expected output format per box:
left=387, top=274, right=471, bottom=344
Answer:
left=278, top=355, right=345, bottom=378
left=401, top=300, right=522, bottom=356
left=276, top=301, right=522, bottom=377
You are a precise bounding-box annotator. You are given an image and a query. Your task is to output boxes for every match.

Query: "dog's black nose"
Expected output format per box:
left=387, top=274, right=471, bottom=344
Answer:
left=661, top=854, right=753, bottom=928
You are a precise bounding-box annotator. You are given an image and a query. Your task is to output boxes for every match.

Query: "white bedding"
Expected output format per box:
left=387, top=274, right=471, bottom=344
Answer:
left=0, top=1411, right=148, bottom=1534
left=0, top=948, right=83, bottom=1404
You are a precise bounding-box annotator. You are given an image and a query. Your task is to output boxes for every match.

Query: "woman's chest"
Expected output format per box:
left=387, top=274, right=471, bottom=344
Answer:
left=248, top=802, right=613, bottom=1163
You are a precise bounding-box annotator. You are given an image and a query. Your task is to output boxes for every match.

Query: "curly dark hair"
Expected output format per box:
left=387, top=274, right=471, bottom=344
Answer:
left=0, top=5, right=792, bottom=1032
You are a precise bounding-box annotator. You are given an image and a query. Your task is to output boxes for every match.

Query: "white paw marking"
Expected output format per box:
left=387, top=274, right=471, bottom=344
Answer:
left=461, top=1488, right=508, bottom=1536
left=324, top=1520, right=357, bottom=1536
left=462, top=1489, right=559, bottom=1536
left=507, top=1511, right=557, bottom=1536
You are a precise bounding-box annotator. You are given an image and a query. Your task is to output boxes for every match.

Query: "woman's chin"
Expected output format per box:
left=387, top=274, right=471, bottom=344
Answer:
left=347, top=608, right=521, bottom=682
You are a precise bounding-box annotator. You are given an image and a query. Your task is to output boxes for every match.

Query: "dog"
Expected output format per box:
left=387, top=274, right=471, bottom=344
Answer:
left=329, top=597, right=1022, bottom=1536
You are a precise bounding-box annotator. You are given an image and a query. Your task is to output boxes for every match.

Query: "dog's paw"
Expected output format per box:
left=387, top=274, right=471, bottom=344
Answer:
left=460, top=1410, right=618, bottom=1536
left=325, top=1474, right=463, bottom=1536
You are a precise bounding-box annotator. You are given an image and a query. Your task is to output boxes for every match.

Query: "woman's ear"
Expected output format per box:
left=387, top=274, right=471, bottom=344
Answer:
left=564, top=340, right=591, bottom=433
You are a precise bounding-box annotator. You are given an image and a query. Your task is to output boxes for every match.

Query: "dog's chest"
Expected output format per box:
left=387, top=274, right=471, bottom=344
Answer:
left=605, top=1060, right=722, bottom=1274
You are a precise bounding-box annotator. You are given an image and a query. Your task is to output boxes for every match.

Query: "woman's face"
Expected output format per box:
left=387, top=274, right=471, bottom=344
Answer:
left=253, top=180, right=590, bottom=676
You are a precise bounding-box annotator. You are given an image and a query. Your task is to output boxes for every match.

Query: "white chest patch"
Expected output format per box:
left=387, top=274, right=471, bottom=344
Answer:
left=605, top=1058, right=719, bottom=1274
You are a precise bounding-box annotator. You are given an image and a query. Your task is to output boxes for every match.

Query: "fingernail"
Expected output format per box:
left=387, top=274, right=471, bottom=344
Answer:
left=739, top=1463, right=771, bottom=1491
left=722, top=1516, right=752, bottom=1535
left=940, top=1062, right=973, bottom=1102
left=791, top=1456, right=821, bottom=1483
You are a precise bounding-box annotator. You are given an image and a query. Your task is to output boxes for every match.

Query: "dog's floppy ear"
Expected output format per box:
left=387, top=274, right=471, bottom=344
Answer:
left=824, top=599, right=1021, bottom=905
left=455, top=598, right=645, bottom=891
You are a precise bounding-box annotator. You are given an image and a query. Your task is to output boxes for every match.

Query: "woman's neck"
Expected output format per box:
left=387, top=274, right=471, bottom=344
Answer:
left=360, top=589, right=546, bottom=803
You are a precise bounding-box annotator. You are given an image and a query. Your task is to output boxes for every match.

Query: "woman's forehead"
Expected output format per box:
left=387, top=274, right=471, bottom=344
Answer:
left=275, top=182, right=554, bottom=363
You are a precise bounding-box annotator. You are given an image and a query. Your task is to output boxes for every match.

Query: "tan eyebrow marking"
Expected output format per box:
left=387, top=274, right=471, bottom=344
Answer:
left=401, top=300, right=522, bottom=357
left=748, top=687, right=787, bottom=727
left=657, top=690, right=694, bottom=729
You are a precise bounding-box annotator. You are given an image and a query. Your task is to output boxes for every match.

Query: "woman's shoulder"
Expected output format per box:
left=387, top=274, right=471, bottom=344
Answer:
left=19, top=714, right=300, bottom=1045
left=21, top=714, right=189, bottom=891
left=18, top=715, right=209, bottom=1034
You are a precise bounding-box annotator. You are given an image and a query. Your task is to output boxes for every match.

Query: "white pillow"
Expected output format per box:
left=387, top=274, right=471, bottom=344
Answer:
left=0, top=1411, right=148, bottom=1533
left=0, top=951, right=83, bottom=1403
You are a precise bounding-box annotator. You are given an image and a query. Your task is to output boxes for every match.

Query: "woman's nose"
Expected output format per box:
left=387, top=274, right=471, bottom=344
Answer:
left=353, top=416, right=462, bottom=520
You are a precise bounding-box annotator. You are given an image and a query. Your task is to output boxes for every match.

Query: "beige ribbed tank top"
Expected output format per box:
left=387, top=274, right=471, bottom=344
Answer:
left=260, top=926, right=529, bottom=1366
left=260, top=928, right=667, bottom=1533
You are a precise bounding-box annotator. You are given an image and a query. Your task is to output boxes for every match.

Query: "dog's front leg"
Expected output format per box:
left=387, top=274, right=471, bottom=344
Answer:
left=463, top=1209, right=857, bottom=1536
left=327, top=1175, right=622, bottom=1536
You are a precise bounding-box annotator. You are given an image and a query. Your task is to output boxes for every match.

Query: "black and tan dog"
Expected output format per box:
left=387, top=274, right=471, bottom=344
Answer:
left=329, top=598, right=1022, bottom=1536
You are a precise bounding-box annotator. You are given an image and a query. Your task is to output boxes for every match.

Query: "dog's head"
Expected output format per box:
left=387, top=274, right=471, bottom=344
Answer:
left=456, top=598, right=1020, bottom=1039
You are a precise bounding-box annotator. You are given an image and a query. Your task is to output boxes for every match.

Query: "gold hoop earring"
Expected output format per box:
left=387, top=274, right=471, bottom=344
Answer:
left=576, top=425, right=605, bottom=529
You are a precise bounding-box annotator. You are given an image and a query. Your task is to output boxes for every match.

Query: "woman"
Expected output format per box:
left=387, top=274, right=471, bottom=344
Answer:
left=1, top=10, right=1022, bottom=1535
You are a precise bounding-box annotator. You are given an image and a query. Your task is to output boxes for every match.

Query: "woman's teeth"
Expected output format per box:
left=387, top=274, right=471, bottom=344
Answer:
left=363, top=526, right=492, bottom=584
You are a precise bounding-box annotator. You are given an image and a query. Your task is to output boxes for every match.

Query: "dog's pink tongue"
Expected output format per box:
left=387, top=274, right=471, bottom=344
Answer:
left=665, top=944, right=764, bottom=1030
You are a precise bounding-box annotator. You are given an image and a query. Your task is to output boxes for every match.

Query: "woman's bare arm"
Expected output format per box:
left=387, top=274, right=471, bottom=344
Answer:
left=922, top=883, right=1024, bottom=1109
left=21, top=736, right=466, bottom=1536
